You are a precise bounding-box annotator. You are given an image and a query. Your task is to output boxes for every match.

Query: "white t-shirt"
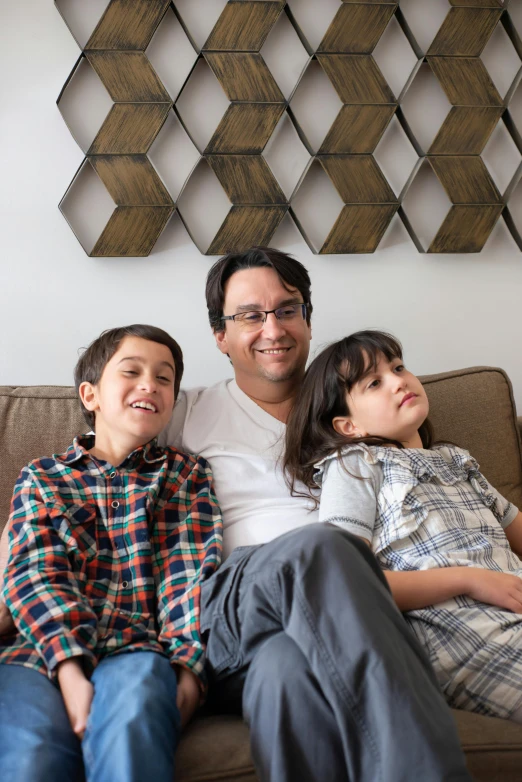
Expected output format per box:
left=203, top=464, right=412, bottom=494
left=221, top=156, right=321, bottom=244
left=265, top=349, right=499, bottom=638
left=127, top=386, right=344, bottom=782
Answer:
left=159, top=379, right=318, bottom=558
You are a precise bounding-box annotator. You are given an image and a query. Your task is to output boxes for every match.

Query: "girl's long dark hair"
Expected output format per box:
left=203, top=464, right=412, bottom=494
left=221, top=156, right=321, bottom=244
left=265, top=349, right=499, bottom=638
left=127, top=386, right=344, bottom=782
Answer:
left=283, top=330, right=433, bottom=502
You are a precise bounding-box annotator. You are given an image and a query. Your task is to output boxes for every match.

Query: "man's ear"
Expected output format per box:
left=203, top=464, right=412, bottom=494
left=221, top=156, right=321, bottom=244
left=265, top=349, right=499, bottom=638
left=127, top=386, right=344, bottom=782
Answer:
left=214, top=328, right=229, bottom=356
left=332, top=416, right=364, bottom=438
left=79, top=381, right=99, bottom=413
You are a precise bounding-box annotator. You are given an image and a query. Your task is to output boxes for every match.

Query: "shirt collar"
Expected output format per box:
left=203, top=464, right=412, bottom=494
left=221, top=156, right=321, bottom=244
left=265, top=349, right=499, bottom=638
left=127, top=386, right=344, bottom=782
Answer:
left=59, top=435, right=167, bottom=468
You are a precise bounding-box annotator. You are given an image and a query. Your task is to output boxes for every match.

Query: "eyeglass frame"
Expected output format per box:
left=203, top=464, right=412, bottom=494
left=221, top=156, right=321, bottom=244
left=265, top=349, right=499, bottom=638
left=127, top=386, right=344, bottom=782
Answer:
left=221, top=303, right=308, bottom=328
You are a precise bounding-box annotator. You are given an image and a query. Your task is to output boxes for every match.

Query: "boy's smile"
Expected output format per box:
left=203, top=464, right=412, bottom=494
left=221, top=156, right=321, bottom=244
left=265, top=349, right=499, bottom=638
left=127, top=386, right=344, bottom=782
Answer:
left=79, top=336, right=176, bottom=465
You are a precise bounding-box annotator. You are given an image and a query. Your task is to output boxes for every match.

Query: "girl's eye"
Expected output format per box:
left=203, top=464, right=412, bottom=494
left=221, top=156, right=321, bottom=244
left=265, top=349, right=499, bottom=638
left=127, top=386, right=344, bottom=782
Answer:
left=368, top=379, right=380, bottom=389
left=394, top=364, right=405, bottom=373
left=124, top=370, right=138, bottom=375
left=158, top=376, right=171, bottom=383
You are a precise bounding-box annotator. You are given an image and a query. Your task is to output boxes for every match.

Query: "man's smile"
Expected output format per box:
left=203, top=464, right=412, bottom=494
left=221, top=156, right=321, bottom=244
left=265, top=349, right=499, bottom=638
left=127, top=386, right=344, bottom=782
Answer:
left=257, top=348, right=292, bottom=355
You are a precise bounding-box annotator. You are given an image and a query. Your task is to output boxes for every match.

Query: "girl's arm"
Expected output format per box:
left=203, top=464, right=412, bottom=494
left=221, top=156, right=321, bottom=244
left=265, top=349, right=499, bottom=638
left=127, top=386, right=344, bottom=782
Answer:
left=354, top=538, right=479, bottom=611
left=383, top=566, right=522, bottom=613
left=384, top=567, right=468, bottom=611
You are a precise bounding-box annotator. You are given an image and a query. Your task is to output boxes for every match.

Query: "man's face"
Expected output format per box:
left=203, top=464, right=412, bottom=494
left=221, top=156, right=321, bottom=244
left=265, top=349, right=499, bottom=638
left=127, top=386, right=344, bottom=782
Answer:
left=214, top=267, right=312, bottom=387
left=82, top=336, right=176, bottom=453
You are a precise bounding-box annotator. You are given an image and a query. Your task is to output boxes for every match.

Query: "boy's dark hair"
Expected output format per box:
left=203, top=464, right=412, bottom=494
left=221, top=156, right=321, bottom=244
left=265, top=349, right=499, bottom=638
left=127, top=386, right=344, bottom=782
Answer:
left=205, top=246, right=313, bottom=332
left=74, top=324, right=184, bottom=429
left=283, top=330, right=434, bottom=502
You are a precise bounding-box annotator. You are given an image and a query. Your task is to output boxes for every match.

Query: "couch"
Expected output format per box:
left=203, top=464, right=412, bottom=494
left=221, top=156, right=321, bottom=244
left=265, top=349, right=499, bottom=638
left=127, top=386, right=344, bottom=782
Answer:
left=1, top=366, right=522, bottom=780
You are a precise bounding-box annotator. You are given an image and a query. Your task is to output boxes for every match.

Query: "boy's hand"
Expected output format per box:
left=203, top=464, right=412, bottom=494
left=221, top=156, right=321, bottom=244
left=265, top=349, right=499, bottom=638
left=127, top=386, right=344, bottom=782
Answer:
left=0, top=602, right=15, bottom=635
left=57, top=659, right=94, bottom=740
left=466, top=569, right=522, bottom=613
left=176, top=666, right=201, bottom=728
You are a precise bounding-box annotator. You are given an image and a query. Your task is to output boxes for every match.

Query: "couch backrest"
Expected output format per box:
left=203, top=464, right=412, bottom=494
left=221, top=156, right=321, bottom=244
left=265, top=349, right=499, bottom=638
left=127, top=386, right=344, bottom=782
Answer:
left=1, top=367, right=522, bottom=534
left=420, top=367, right=522, bottom=509
left=0, top=387, right=86, bottom=534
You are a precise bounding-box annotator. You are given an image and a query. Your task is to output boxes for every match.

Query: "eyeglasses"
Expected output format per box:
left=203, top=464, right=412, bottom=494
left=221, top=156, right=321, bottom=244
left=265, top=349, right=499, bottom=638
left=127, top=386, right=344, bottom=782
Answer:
left=221, top=303, right=307, bottom=332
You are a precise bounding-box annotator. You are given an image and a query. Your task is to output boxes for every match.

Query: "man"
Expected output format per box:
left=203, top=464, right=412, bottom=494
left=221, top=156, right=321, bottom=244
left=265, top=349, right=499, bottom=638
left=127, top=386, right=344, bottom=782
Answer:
left=160, top=247, right=471, bottom=781
left=0, top=248, right=470, bottom=781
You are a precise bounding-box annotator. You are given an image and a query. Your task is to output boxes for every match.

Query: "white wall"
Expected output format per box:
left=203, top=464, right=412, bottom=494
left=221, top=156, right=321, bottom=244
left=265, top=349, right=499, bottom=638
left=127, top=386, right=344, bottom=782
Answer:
left=2, top=1, right=522, bottom=410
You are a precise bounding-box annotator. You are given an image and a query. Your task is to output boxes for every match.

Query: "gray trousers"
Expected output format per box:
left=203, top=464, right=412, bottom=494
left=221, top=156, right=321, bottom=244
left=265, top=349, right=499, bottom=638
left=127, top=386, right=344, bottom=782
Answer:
left=200, top=524, right=471, bottom=782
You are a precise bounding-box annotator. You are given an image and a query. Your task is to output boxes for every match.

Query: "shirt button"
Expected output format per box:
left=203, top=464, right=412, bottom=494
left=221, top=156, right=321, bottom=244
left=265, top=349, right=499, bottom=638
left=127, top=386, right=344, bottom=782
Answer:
left=111, top=501, right=119, bottom=509
left=122, top=580, right=129, bottom=589
left=109, top=471, right=116, bottom=479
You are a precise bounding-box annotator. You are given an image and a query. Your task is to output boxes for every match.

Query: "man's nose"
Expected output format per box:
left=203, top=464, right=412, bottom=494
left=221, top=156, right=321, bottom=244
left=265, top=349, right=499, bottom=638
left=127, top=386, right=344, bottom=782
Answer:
left=261, top=312, right=286, bottom=338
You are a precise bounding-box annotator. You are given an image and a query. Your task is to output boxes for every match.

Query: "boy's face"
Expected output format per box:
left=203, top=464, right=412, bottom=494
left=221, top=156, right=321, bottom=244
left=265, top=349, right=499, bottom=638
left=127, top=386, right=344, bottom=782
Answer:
left=81, top=336, right=176, bottom=455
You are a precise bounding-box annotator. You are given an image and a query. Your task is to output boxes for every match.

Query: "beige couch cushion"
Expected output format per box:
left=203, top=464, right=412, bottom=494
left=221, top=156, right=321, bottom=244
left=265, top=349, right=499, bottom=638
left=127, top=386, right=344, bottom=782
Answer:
left=3, top=367, right=522, bottom=530
left=175, top=711, right=522, bottom=782
left=2, top=370, right=522, bottom=782
left=0, top=386, right=85, bottom=534
left=420, top=366, right=522, bottom=509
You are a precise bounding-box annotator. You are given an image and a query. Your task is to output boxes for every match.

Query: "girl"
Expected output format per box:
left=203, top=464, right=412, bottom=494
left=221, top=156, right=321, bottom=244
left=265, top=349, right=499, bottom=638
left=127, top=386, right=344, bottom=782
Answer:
left=284, top=329, right=522, bottom=723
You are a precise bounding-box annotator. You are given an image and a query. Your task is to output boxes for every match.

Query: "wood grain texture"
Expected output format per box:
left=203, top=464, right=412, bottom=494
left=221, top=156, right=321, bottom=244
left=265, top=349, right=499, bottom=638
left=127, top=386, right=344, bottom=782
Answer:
left=207, top=205, right=287, bottom=254
left=428, top=204, right=503, bottom=252
left=319, top=104, right=396, bottom=153
left=204, top=2, right=284, bottom=52
left=86, top=52, right=171, bottom=102
left=317, top=54, right=395, bottom=104
left=205, top=52, right=284, bottom=102
left=429, top=157, right=501, bottom=204
left=429, top=106, right=503, bottom=155
left=86, top=0, right=170, bottom=51
left=88, top=103, right=171, bottom=155
left=449, top=1, right=503, bottom=7
left=206, top=103, right=285, bottom=154
left=89, top=156, right=174, bottom=205
left=428, top=57, right=502, bottom=107
left=319, top=3, right=397, bottom=54
left=207, top=155, right=286, bottom=204
left=319, top=156, right=397, bottom=203
left=320, top=204, right=398, bottom=253
left=427, top=7, right=502, bottom=57
left=91, top=206, right=174, bottom=256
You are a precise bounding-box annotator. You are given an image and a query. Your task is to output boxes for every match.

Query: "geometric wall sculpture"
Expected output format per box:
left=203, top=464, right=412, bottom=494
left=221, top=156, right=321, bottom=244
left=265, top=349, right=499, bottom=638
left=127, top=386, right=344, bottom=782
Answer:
left=56, top=0, right=522, bottom=255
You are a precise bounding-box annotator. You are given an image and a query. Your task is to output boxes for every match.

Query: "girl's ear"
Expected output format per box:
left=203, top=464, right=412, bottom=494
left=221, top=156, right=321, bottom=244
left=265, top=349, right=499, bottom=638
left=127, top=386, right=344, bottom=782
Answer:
left=332, top=415, right=364, bottom=438
left=79, top=381, right=99, bottom=412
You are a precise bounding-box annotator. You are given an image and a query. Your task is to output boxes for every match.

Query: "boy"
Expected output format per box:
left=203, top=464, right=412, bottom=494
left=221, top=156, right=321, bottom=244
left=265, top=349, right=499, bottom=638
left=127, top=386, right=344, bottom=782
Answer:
left=0, top=324, right=222, bottom=782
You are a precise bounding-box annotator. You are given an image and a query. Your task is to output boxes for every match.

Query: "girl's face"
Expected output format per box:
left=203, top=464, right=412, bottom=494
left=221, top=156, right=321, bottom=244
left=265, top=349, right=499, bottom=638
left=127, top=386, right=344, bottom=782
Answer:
left=333, top=352, right=429, bottom=448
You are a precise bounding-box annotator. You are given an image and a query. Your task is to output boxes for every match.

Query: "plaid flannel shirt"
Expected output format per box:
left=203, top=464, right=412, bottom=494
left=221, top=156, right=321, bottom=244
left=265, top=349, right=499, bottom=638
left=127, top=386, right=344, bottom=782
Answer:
left=0, top=435, right=222, bottom=691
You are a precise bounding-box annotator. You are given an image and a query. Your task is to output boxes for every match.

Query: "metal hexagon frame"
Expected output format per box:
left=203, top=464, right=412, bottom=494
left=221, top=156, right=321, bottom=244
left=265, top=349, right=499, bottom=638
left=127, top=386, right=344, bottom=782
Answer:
left=56, top=0, right=522, bottom=255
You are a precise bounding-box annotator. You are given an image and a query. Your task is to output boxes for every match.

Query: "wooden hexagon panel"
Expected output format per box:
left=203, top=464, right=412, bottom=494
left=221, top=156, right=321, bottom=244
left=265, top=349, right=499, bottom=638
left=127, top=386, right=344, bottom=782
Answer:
left=56, top=0, right=522, bottom=255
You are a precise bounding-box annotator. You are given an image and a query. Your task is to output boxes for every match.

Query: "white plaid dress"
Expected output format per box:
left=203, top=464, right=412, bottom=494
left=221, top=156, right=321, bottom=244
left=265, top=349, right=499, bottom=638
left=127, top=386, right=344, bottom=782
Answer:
left=316, top=443, right=522, bottom=722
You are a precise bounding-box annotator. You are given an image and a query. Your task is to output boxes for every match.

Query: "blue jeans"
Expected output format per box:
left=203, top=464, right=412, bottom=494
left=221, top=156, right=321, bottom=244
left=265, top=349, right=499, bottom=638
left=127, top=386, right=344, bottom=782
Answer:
left=0, top=651, right=180, bottom=782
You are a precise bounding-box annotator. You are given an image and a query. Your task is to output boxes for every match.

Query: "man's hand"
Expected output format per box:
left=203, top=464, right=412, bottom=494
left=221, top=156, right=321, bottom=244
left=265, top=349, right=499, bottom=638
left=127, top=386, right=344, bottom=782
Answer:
left=176, top=666, right=201, bottom=728
left=0, top=602, right=15, bottom=635
left=57, top=659, right=94, bottom=740
left=465, top=569, right=522, bottom=613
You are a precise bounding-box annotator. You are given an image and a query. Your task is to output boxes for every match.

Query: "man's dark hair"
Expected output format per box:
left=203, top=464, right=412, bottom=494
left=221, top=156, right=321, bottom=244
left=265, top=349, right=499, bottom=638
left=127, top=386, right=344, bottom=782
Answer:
left=205, top=247, right=313, bottom=332
left=74, top=324, right=184, bottom=429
